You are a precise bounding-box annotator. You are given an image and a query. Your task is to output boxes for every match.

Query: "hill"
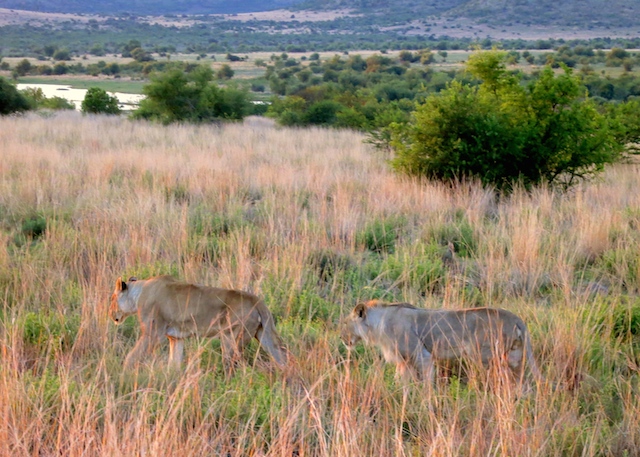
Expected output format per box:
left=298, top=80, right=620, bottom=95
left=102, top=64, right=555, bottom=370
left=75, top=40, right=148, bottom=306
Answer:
left=296, top=0, right=639, bottom=27
left=0, top=0, right=301, bottom=15
left=0, top=0, right=638, bottom=27
left=448, top=0, right=640, bottom=27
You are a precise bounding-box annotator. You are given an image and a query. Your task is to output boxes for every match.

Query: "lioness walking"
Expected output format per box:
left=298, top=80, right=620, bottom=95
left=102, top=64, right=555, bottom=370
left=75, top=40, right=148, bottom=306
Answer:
left=109, top=275, right=287, bottom=371
left=340, top=300, right=542, bottom=388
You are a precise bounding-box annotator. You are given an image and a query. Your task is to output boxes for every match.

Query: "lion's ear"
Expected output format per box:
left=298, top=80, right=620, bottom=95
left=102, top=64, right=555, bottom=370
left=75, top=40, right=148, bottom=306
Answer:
left=116, top=277, right=127, bottom=292
left=128, top=276, right=137, bottom=282
left=354, top=303, right=367, bottom=319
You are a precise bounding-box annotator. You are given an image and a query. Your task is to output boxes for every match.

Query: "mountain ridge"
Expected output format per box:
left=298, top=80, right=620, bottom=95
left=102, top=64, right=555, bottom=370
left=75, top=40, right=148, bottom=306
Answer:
left=0, top=0, right=637, bottom=27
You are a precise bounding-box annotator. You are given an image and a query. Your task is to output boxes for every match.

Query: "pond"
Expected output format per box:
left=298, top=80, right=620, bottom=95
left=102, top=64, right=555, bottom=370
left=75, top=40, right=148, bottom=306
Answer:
left=17, top=83, right=145, bottom=111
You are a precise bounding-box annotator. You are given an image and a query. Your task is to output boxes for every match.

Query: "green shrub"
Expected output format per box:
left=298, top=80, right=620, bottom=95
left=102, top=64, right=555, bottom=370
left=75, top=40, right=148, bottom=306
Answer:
left=21, top=214, right=47, bottom=239
left=286, top=288, right=335, bottom=322
left=307, top=248, right=354, bottom=282
left=391, top=51, right=623, bottom=191
left=356, top=217, right=405, bottom=254
left=302, top=100, right=344, bottom=125
left=81, top=87, right=120, bottom=115
left=189, top=206, right=245, bottom=238
left=21, top=311, right=81, bottom=352
left=132, top=65, right=249, bottom=124
left=378, top=243, right=445, bottom=293
left=41, top=96, right=75, bottom=110
left=425, top=212, right=478, bottom=257
left=611, top=299, right=640, bottom=341
left=0, top=76, right=32, bottom=114
left=596, top=248, right=640, bottom=292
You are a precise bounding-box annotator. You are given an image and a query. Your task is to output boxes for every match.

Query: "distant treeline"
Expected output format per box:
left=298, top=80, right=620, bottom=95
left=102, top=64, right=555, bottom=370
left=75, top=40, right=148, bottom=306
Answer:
left=2, top=17, right=640, bottom=57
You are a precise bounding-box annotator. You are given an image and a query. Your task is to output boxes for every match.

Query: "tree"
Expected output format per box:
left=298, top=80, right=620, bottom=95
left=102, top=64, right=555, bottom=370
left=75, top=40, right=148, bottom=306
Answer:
left=131, top=47, right=153, bottom=62
left=81, top=87, right=120, bottom=115
left=216, top=64, right=234, bottom=80
left=41, top=96, right=75, bottom=110
left=121, top=40, right=142, bottom=58
left=607, top=100, right=640, bottom=154
left=23, top=87, right=75, bottom=110
left=0, top=77, right=32, bottom=114
left=132, top=65, right=249, bottom=124
left=43, top=45, right=57, bottom=57
left=52, top=63, right=69, bottom=75
left=90, top=43, right=105, bottom=56
left=15, top=59, right=32, bottom=76
left=420, top=49, right=435, bottom=65
left=53, top=48, right=71, bottom=61
left=390, top=50, right=623, bottom=191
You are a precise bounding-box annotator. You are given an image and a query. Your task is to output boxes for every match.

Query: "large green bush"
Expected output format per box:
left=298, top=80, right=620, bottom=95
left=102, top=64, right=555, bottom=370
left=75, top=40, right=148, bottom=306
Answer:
left=81, top=87, right=121, bottom=115
left=132, top=65, right=250, bottom=124
left=390, top=51, right=624, bottom=190
left=0, top=77, right=32, bottom=115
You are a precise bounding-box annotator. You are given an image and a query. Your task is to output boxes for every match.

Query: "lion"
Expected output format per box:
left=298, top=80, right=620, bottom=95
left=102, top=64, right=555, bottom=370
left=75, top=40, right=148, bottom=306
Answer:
left=109, top=275, right=287, bottom=371
left=340, top=300, right=542, bottom=388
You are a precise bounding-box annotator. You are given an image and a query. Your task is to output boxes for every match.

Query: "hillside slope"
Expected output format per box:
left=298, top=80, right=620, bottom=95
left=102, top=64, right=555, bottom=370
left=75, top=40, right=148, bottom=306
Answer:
left=0, top=0, right=637, bottom=27
left=449, top=0, right=639, bottom=26
left=297, top=0, right=638, bottom=27
left=0, top=0, right=301, bottom=15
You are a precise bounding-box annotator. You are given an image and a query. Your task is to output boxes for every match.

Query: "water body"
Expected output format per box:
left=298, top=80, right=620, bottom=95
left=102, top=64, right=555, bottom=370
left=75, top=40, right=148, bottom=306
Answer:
left=17, top=83, right=145, bottom=111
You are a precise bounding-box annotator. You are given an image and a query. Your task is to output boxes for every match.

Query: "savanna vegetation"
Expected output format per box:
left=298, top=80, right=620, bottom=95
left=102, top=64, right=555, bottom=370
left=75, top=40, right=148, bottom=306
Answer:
left=131, top=65, right=251, bottom=124
left=81, top=87, right=120, bottom=114
left=389, top=51, right=631, bottom=190
left=1, top=112, right=640, bottom=455
left=5, top=47, right=640, bottom=190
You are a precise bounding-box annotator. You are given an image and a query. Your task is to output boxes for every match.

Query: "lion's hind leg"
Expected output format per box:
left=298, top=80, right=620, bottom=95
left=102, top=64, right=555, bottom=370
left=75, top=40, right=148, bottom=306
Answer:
left=168, top=337, right=185, bottom=369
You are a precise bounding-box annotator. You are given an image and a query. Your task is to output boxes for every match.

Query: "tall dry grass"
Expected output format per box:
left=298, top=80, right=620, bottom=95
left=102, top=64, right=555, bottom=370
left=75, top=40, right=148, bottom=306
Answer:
left=1, top=111, right=640, bottom=456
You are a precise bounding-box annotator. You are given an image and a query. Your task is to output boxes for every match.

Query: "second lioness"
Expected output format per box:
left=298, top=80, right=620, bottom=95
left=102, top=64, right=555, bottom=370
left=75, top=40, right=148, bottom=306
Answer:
left=340, top=300, right=542, bottom=386
left=110, top=275, right=287, bottom=370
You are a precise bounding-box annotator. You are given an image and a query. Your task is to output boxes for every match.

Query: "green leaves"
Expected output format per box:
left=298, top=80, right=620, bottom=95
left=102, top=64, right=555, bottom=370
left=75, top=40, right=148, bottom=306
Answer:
left=0, top=77, right=32, bottom=115
left=81, top=87, right=120, bottom=115
left=132, top=65, right=249, bottom=124
left=391, top=51, right=623, bottom=191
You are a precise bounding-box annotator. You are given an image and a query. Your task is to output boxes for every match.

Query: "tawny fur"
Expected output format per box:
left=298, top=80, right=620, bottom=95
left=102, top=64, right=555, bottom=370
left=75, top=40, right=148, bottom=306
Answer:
left=340, top=300, right=542, bottom=387
left=109, top=275, right=286, bottom=371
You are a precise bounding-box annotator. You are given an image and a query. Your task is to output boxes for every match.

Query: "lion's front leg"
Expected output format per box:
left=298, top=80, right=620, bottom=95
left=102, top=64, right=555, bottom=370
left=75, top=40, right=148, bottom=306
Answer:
left=413, top=347, right=436, bottom=386
left=124, top=322, right=163, bottom=369
left=395, top=360, right=413, bottom=382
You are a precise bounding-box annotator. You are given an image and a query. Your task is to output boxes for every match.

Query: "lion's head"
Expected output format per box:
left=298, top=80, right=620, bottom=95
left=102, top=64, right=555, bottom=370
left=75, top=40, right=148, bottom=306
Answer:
left=109, top=276, right=137, bottom=324
left=340, top=301, right=377, bottom=348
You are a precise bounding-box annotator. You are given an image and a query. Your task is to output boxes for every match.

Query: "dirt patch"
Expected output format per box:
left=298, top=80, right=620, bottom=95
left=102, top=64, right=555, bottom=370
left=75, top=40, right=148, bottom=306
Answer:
left=220, top=9, right=359, bottom=22
left=0, top=8, right=106, bottom=26
left=0, top=7, right=358, bottom=28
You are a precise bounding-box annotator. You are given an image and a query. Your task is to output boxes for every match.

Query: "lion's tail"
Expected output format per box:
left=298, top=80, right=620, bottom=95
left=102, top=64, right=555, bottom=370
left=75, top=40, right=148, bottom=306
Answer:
left=255, top=303, right=287, bottom=367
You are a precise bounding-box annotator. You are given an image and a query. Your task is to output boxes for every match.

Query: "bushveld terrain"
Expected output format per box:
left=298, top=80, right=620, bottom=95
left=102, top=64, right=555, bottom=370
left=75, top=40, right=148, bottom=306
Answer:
left=1, top=112, right=640, bottom=455
left=6, top=46, right=640, bottom=102
left=1, top=6, right=638, bottom=42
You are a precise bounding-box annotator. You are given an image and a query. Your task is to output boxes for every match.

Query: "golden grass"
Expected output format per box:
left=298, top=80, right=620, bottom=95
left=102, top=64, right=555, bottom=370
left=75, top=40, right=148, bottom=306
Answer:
left=1, top=112, right=640, bottom=456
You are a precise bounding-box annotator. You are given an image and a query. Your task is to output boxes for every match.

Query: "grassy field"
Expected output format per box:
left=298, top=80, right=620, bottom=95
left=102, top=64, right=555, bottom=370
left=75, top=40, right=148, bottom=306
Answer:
left=1, top=112, right=640, bottom=456
left=16, top=76, right=148, bottom=94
